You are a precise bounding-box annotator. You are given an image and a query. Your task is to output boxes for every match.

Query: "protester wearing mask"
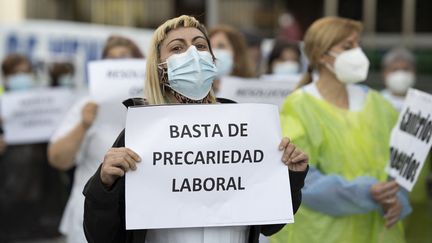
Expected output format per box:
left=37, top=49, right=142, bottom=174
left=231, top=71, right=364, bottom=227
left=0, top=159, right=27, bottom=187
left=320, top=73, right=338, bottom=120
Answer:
left=266, top=40, right=301, bottom=75
left=82, top=15, right=309, bottom=243
left=271, top=17, right=411, bottom=243
left=209, top=25, right=256, bottom=93
left=0, top=54, right=68, bottom=242
left=380, top=49, right=432, bottom=243
left=1, top=54, right=35, bottom=91
left=48, top=35, right=144, bottom=243
left=49, top=62, right=76, bottom=88
left=381, top=48, right=416, bottom=111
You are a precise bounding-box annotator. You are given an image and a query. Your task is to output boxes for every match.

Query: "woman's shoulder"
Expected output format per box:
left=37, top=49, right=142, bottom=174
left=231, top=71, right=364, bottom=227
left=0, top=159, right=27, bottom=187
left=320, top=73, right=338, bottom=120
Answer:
left=280, top=87, right=313, bottom=112
left=122, top=97, right=148, bottom=108
left=216, top=97, right=237, bottom=104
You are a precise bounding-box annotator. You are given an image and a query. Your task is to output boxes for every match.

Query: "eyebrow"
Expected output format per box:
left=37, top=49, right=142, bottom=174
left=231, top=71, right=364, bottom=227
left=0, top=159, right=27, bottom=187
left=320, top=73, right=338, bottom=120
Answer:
left=166, top=35, right=207, bottom=46
left=192, top=36, right=206, bottom=42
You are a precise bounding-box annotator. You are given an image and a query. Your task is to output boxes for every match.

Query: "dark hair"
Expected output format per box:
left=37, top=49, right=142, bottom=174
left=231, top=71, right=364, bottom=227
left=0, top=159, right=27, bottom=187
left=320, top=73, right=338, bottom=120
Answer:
left=1, top=54, right=32, bottom=78
left=209, top=25, right=255, bottom=78
left=266, top=39, right=301, bottom=74
left=49, top=62, right=75, bottom=87
left=101, top=35, right=145, bottom=59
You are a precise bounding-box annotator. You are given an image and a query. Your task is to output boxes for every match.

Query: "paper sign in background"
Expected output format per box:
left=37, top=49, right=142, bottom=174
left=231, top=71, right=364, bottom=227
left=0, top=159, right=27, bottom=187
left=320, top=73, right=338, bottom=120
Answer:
left=1, top=88, right=75, bottom=144
left=386, top=89, right=432, bottom=191
left=216, top=75, right=300, bottom=108
left=88, top=59, right=146, bottom=104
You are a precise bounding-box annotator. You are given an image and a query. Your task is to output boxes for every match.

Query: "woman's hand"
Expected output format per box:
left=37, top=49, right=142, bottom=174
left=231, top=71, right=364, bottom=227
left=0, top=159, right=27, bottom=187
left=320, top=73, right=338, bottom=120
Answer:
left=279, top=137, right=308, bottom=172
left=0, top=135, right=7, bottom=155
left=100, top=147, right=141, bottom=187
left=383, top=198, right=402, bottom=228
left=370, top=181, right=401, bottom=228
left=370, top=181, right=399, bottom=205
left=81, top=102, right=98, bottom=129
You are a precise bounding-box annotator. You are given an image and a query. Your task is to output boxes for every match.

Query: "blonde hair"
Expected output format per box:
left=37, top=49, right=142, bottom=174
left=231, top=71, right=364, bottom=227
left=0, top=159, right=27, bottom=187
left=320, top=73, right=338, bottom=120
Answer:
left=145, top=15, right=216, bottom=104
left=297, top=16, right=363, bottom=88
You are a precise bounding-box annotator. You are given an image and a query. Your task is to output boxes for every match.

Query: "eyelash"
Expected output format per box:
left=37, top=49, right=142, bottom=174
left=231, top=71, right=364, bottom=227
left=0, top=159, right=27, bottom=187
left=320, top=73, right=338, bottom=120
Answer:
left=195, top=44, right=207, bottom=50
left=170, top=43, right=207, bottom=53
left=171, top=46, right=183, bottom=53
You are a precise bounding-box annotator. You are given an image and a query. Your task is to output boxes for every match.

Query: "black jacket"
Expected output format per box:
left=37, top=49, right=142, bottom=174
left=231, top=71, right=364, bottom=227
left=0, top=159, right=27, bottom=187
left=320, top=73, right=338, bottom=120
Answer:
left=82, top=98, right=308, bottom=243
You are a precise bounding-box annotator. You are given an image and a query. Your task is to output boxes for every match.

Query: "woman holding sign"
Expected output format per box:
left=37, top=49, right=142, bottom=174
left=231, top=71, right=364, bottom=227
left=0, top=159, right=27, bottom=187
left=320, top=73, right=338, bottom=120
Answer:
left=271, top=17, right=412, bottom=243
left=83, top=15, right=308, bottom=243
left=48, top=35, right=144, bottom=243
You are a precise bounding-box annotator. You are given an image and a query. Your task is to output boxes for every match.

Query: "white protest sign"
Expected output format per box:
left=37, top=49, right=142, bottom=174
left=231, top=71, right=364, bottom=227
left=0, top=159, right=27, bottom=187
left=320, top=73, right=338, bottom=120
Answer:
left=386, top=89, right=432, bottom=191
left=1, top=88, right=75, bottom=144
left=125, top=104, right=293, bottom=229
left=88, top=59, right=146, bottom=103
left=216, top=75, right=300, bottom=108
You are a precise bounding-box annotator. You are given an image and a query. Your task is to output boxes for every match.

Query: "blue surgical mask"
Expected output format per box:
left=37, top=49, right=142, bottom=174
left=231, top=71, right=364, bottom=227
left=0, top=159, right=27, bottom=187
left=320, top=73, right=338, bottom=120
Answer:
left=7, top=73, right=35, bottom=91
left=159, top=46, right=217, bottom=100
left=58, top=74, right=74, bottom=87
left=213, top=49, right=234, bottom=77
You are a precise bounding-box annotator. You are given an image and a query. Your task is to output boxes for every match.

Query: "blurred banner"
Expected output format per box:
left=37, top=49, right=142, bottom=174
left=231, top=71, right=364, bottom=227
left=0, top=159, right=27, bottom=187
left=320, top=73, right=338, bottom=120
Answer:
left=1, top=87, right=75, bottom=144
left=217, top=75, right=301, bottom=108
left=386, top=89, right=432, bottom=191
left=0, top=20, right=154, bottom=87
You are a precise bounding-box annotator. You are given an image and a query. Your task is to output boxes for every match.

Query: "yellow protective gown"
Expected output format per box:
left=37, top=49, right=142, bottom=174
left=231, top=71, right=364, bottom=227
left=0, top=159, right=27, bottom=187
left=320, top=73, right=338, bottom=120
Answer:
left=271, top=88, right=405, bottom=243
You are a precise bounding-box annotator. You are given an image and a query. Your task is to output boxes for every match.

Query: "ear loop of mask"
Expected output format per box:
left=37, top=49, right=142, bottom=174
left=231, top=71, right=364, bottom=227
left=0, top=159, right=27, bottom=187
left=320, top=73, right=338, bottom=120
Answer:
left=323, top=51, right=338, bottom=74
left=157, top=63, right=169, bottom=96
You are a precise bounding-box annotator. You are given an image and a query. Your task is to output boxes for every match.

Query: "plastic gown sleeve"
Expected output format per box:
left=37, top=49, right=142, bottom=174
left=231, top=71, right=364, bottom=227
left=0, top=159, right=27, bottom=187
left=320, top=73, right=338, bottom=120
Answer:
left=303, top=166, right=412, bottom=218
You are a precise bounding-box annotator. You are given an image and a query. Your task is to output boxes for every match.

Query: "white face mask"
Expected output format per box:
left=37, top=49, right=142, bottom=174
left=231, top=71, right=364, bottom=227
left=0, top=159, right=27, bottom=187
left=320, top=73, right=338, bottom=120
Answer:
left=160, top=45, right=217, bottom=100
left=386, top=70, right=415, bottom=95
left=213, top=49, right=234, bottom=77
left=7, top=73, right=35, bottom=91
left=328, top=47, right=370, bottom=84
left=272, top=61, right=299, bottom=75
left=58, top=74, right=74, bottom=87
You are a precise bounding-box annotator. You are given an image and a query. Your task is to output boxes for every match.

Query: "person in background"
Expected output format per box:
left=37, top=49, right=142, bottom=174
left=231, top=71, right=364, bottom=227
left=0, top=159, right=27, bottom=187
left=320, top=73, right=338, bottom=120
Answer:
left=381, top=48, right=416, bottom=111
left=271, top=16, right=412, bottom=243
left=266, top=39, right=301, bottom=75
left=381, top=49, right=432, bottom=243
left=82, top=15, right=308, bottom=243
left=1, top=54, right=35, bottom=91
left=102, top=35, right=144, bottom=59
left=0, top=53, right=68, bottom=242
left=209, top=25, right=256, bottom=92
left=277, top=12, right=302, bottom=42
left=49, top=62, right=75, bottom=88
left=242, top=30, right=264, bottom=76
left=0, top=54, right=34, bottom=155
left=47, top=35, right=144, bottom=243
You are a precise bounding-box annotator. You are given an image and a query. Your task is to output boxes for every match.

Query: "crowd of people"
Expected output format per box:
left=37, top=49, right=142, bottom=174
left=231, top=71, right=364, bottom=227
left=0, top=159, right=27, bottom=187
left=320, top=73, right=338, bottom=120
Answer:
left=0, top=14, right=431, bottom=243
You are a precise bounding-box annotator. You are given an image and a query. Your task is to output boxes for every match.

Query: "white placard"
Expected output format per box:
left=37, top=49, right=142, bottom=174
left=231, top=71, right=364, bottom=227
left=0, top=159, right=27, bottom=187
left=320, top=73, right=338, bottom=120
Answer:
left=1, top=88, right=75, bottom=144
left=385, top=89, right=432, bottom=191
left=125, top=104, right=293, bottom=230
left=216, top=75, right=300, bottom=108
left=88, top=59, right=146, bottom=103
